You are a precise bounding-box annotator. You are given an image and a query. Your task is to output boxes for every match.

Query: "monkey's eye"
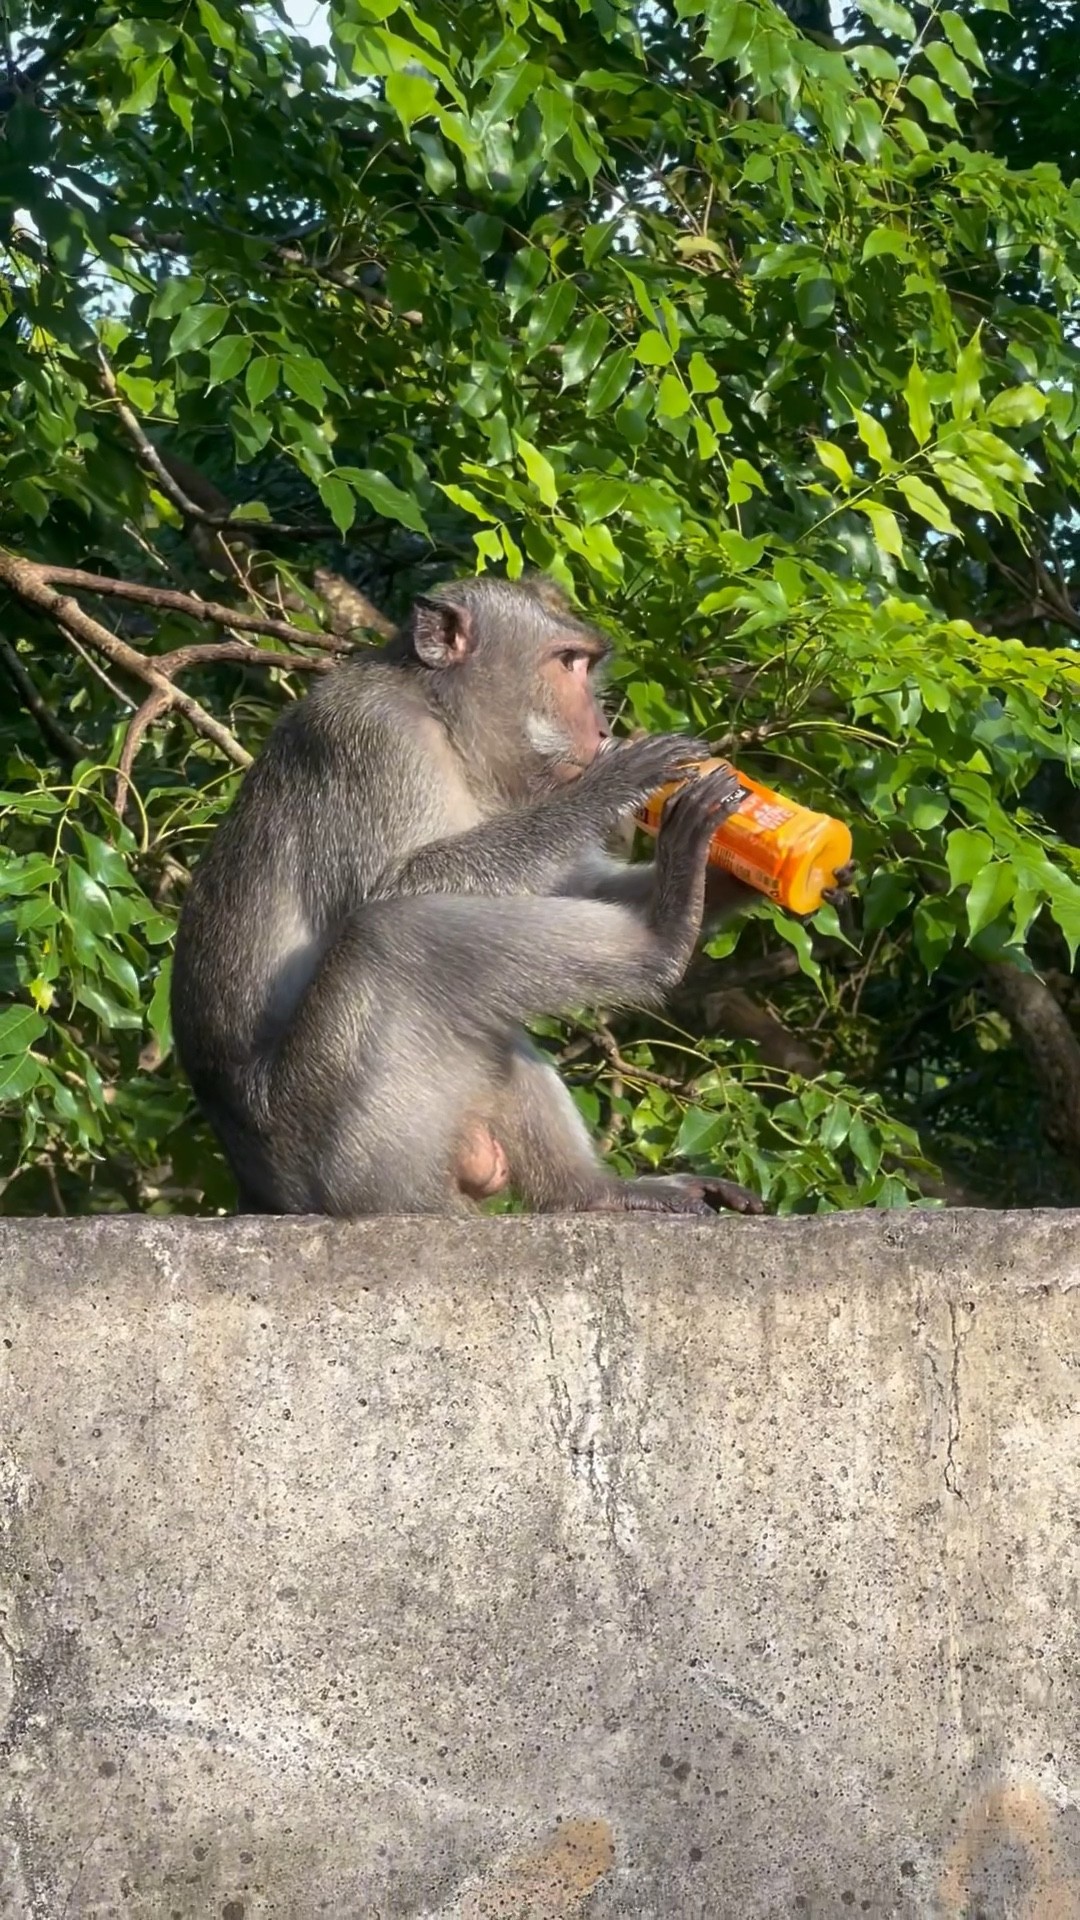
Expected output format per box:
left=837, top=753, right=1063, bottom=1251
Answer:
left=557, top=649, right=589, bottom=672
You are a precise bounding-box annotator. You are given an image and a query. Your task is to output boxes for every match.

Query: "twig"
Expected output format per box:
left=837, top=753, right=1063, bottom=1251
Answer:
left=96, top=349, right=209, bottom=521
left=593, top=1017, right=689, bottom=1094
left=0, top=637, right=85, bottom=763
left=57, top=625, right=137, bottom=709
left=35, top=565, right=351, bottom=650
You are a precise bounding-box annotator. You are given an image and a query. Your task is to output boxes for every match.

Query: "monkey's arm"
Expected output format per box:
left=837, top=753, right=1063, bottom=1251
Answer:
left=562, top=849, right=757, bottom=926
left=372, top=734, right=703, bottom=901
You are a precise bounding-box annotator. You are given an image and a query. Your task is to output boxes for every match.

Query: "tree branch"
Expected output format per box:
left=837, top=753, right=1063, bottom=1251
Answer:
left=0, top=551, right=251, bottom=809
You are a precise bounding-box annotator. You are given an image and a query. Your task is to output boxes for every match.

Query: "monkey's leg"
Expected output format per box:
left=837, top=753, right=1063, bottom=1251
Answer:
left=273, top=867, right=734, bottom=1216
left=492, top=1042, right=763, bottom=1217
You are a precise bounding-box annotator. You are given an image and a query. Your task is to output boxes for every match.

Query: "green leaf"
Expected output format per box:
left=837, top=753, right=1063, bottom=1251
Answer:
left=813, top=438, right=854, bottom=490
left=946, top=827, right=993, bottom=889
left=0, top=1053, right=43, bottom=1100
left=524, top=281, right=578, bottom=358
left=438, top=483, right=499, bottom=523
left=796, top=273, right=835, bottom=329
left=75, top=831, right=132, bottom=890
left=282, top=354, right=330, bottom=410
left=0, top=1003, right=47, bottom=1055
left=561, top=313, right=610, bottom=390
left=150, top=276, right=204, bottom=321
left=902, top=784, right=949, bottom=829
left=913, top=897, right=959, bottom=974
left=862, top=872, right=914, bottom=931
left=894, top=115, right=930, bottom=154
left=505, top=247, right=548, bottom=318
left=66, top=863, right=114, bottom=934
left=169, top=303, right=227, bottom=357
left=965, top=863, right=1014, bottom=938
left=848, top=42, right=900, bottom=81
left=412, top=129, right=455, bottom=194
left=206, top=333, right=252, bottom=389
left=688, top=352, right=718, bottom=394
left=657, top=372, right=690, bottom=419
left=517, top=436, right=558, bottom=507
left=727, top=458, right=765, bottom=506
left=771, top=913, right=823, bottom=987
left=148, top=958, right=173, bottom=1053
left=907, top=73, right=959, bottom=129
left=76, top=984, right=143, bottom=1030
left=333, top=467, right=429, bottom=534
left=196, top=0, right=238, bottom=50
left=635, top=329, right=673, bottom=368
left=1050, top=893, right=1080, bottom=967
left=924, top=40, right=976, bottom=100
left=820, top=1099, right=851, bottom=1151
left=675, top=1107, right=725, bottom=1159
left=702, top=0, right=755, bottom=63
left=854, top=409, right=893, bottom=469
left=896, top=474, right=960, bottom=536
left=941, top=10, right=988, bottom=70
left=986, top=385, right=1046, bottom=427
left=575, top=476, right=627, bottom=523
left=848, top=1113, right=882, bottom=1176
left=0, top=858, right=55, bottom=899
left=245, top=356, right=280, bottom=407
left=931, top=454, right=997, bottom=514
left=859, top=502, right=904, bottom=559
left=318, top=474, right=357, bottom=534
left=861, top=227, right=910, bottom=263
left=586, top=349, right=633, bottom=415
left=385, top=69, right=438, bottom=130
left=904, top=358, right=933, bottom=446
left=857, top=0, right=915, bottom=35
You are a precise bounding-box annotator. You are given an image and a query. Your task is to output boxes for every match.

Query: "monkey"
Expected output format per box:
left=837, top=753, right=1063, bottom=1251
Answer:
left=172, top=574, right=791, bottom=1219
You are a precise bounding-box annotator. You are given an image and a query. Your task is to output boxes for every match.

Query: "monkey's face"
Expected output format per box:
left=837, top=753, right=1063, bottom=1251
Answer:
left=527, top=637, right=611, bottom=784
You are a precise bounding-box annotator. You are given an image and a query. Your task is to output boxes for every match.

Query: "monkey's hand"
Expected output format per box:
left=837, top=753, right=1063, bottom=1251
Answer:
left=821, top=859, right=857, bottom=910
left=578, top=732, right=711, bottom=822
left=656, top=761, right=745, bottom=852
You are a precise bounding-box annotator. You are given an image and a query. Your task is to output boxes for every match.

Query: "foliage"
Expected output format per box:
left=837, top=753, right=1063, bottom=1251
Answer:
left=1, top=0, right=1079, bottom=1214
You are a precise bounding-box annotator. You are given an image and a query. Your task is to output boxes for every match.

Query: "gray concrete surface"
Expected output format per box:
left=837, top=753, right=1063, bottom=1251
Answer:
left=0, top=1211, right=1079, bottom=1919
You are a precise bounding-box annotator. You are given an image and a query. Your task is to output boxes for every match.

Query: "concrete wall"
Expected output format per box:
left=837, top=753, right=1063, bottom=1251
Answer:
left=1, top=1211, right=1079, bottom=1919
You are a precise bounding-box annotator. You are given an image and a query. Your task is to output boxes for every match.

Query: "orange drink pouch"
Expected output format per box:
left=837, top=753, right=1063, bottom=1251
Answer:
left=635, top=757, right=852, bottom=917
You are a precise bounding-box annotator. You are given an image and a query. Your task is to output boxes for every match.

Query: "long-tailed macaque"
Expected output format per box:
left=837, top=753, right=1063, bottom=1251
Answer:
left=172, top=575, right=769, bottom=1216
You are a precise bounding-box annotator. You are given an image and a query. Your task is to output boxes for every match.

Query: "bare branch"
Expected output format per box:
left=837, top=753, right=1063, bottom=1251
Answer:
left=35, top=565, right=352, bottom=650
left=113, top=688, right=172, bottom=818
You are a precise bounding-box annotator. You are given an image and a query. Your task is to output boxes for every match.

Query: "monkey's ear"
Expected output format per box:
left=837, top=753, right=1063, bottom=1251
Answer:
left=411, top=595, right=476, bottom=668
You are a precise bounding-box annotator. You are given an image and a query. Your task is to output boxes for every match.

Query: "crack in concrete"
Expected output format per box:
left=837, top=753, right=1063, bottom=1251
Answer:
left=945, top=1299, right=963, bottom=1499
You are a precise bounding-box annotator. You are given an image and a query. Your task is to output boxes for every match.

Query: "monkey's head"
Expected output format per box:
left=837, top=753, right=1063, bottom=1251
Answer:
left=401, top=574, right=612, bottom=799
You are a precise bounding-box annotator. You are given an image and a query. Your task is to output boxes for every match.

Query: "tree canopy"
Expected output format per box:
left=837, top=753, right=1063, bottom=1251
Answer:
left=1, top=0, right=1079, bottom=1215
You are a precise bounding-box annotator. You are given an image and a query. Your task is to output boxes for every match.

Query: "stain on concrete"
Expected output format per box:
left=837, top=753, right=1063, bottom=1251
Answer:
left=465, top=1817, right=615, bottom=1918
